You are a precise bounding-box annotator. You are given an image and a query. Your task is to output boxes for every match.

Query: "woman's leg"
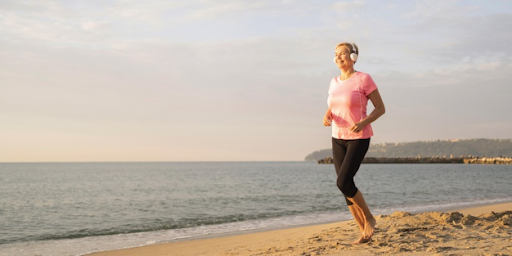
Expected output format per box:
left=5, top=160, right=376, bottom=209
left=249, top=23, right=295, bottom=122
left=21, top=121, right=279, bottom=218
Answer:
left=331, top=138, right=347, bottom=179
left=347, top=191, right=376, bottom=240
left=333, top=138, right=362, bottom=241
left=347, top=204, right=371, bottom=243
left=348, top=204, right=364, bottom=233
left=333, top=138, right=375, bottom=239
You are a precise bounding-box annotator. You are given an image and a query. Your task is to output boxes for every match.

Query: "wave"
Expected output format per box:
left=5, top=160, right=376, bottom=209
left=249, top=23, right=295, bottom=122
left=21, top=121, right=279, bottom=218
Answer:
left=0, top=206, right=343, bottom=245
left=5, top=197, right=512, bottom=246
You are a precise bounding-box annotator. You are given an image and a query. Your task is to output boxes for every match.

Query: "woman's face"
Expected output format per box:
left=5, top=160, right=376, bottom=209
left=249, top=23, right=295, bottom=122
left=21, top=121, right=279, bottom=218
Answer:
left=334, top=45, right=353, bottom=68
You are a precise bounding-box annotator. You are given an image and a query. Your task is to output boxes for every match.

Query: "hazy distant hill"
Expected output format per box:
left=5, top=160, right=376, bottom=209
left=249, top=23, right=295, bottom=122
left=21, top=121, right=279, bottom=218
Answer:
left=304, top=138, right=512, bottom=161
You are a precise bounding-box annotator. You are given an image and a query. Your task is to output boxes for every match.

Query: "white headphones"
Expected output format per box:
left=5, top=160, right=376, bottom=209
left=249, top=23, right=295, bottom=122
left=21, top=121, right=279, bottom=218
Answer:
left=333, top=43, right=358, bottom=63
left=350, top=43, right=358, bottom=62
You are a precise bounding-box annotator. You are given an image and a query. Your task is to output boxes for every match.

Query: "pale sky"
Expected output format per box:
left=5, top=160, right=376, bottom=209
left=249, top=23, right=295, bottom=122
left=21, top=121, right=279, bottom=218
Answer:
left=1, top=0, right=511, bottom=162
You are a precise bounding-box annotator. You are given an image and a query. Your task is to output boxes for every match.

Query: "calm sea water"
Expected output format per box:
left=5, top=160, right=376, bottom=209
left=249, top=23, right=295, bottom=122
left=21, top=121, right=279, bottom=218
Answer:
left=0, top=162, right=511, bottom=256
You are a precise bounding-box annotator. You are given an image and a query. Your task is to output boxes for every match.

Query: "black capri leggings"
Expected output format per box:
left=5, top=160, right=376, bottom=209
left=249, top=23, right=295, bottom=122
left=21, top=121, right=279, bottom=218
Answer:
left=332, top=138, right=370, bottom=206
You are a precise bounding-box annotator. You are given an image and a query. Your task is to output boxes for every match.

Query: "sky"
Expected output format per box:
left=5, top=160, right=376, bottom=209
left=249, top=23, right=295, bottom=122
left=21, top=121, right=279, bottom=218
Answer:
left=1, top=0, right=511, bottom=162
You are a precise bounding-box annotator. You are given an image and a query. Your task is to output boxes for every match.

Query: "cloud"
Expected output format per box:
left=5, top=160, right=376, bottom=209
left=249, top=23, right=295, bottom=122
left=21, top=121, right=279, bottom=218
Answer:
left=81, top=21, right=110, bottom=31
left=187, top=1, right=264, bottom=20
left=333, top=0, right=366, bottom=13
left=0, top=2, right=113, bottom=47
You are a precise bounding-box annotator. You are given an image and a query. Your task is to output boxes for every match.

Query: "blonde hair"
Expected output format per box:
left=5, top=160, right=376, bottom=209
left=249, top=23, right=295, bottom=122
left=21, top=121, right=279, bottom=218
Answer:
left=335, top=42, right=358, bottom=54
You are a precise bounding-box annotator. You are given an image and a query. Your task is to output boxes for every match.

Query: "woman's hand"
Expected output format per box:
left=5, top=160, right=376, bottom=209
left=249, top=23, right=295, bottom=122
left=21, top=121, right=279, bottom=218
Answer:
left=349, top=121, right=366, bottom=133
left=323, top=110, right=332, bottom=126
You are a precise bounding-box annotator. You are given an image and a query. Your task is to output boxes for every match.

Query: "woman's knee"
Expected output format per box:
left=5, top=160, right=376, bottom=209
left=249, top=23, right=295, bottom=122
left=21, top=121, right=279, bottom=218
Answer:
left=336, top=180, right=358, bottom=198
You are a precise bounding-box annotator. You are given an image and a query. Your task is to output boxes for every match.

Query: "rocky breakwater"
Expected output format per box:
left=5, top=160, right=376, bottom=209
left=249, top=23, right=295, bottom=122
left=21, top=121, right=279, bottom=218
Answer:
left=463, top=157, right=512, bottom=164
left=317, top=156, right=512, bottom=164
left=363, top=156, right=465, bottom=163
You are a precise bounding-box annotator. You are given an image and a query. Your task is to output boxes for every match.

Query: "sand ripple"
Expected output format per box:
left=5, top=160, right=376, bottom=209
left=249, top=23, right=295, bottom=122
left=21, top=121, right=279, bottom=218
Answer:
left=224, top=211, right=512, bottom=256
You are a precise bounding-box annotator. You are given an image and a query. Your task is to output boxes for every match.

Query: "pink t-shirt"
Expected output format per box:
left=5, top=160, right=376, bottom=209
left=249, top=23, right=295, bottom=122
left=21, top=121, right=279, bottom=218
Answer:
left=327, top=71, right=378, bottom=140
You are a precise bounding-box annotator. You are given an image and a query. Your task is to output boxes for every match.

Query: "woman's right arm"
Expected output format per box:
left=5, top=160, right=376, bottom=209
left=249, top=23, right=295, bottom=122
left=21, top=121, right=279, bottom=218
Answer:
left=323, top=109, right=332, bottom=126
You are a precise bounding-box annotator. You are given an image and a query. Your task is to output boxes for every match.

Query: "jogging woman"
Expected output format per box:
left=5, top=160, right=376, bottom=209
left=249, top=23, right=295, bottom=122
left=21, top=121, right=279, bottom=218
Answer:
left=323, top=42, right=385, bottom=243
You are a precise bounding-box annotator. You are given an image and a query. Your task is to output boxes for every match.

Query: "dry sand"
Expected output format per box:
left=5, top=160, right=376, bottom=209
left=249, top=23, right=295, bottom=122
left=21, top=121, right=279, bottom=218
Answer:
left=88, top=202, right=512, bottom=256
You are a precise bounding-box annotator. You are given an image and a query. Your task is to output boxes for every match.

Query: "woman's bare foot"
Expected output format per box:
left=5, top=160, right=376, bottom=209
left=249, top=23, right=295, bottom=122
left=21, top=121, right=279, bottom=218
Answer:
left=363, top=216, right=376, bottom=239
left=352, top=235, right=372, bottom=244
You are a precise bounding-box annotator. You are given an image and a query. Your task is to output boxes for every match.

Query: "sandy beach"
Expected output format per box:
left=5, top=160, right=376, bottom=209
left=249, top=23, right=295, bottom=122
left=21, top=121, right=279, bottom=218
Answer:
left=88, top=202, right=512, bottom=256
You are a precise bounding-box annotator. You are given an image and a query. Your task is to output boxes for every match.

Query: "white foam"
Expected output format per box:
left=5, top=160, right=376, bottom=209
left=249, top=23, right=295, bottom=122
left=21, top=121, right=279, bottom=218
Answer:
left=0, top=211, right=352, bottom=256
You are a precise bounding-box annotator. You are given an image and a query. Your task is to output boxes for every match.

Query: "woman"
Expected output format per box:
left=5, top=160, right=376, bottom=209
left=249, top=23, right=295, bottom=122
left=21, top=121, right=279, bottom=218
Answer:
left=323, top=42, right=385, bottom=243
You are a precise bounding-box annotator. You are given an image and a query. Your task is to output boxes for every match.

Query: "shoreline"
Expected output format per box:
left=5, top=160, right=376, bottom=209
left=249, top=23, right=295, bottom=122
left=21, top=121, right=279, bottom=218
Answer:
left=87, top=202, right=512, bottom=256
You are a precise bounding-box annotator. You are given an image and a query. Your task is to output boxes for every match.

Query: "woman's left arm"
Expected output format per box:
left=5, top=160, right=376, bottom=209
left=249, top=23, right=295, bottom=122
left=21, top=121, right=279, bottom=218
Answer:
left=349, top=89, right=386, bottom=133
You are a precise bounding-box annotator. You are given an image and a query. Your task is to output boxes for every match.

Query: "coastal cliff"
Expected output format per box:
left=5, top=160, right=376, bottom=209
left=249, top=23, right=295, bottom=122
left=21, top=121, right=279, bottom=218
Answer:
left=306, top=138, right=512, bottom=162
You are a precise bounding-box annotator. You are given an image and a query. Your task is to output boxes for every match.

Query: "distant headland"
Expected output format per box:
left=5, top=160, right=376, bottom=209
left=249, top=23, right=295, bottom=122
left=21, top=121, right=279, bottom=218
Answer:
left=306, top=138, right=512, bottom=164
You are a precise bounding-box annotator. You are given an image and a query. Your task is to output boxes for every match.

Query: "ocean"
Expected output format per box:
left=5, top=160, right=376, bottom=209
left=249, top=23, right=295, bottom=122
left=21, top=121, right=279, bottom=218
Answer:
left=0, top=162, right=511, bottom=256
